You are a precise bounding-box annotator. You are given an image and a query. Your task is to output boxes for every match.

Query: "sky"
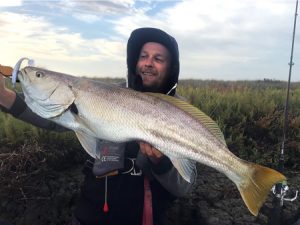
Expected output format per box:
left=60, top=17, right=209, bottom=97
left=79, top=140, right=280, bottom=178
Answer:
left=0, top=0, right=299, bottom=81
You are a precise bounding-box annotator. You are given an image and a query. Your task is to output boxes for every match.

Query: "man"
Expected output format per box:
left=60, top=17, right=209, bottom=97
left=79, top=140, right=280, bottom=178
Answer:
left=0, top=27, right=196, bottom=225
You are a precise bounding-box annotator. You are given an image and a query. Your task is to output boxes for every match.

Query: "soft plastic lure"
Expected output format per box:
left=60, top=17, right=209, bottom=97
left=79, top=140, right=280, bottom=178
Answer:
left=11, top=57, right=35, bottom=88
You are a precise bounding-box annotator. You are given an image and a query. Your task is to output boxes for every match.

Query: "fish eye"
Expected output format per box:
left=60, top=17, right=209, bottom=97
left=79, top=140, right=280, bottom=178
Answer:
left=36, top=71, right=44, bottom=78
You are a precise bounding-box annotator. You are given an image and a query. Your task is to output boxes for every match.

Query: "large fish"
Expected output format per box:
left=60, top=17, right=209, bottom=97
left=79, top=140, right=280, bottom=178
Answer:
left=13, top=61, right=285, bottom=216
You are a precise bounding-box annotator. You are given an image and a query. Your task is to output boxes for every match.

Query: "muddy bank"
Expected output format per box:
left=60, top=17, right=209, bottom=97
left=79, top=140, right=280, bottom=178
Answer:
left=165, top=165, right=300, bottom=225
left=0, top=156, right=299, bottom=225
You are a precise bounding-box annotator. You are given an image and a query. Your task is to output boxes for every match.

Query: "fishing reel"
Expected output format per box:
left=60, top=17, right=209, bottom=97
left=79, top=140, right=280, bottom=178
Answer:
left=271, top=181, right=298, bottom=206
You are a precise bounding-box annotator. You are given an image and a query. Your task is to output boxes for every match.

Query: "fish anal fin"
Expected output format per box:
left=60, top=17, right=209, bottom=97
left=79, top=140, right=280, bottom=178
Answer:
left=238, top=164, right=286, bottom=216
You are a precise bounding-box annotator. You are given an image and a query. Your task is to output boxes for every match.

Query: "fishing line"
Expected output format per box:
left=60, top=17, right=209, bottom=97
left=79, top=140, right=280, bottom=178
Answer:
left=268, top=1, right=299, bottom=224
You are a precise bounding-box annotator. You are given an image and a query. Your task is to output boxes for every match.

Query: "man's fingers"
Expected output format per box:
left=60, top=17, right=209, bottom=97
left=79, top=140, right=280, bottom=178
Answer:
left=139, top=141, right=163, bottom=157
left=0, top=65, right=13, bottom=77
left=139, top=142, right=153, bottom=156
left=152, top=148, right=162, bottom=158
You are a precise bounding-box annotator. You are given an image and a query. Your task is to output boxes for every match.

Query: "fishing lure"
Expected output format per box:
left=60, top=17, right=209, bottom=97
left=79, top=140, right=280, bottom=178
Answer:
left=11, top=57, right=35, bottom=88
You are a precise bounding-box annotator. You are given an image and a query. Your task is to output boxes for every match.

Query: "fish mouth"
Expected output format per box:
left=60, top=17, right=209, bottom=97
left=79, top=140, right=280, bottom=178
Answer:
left=18, top=67, right=33, bottom=86
left=11, top=58, right=34, bottom=87
left=17, top=68, right=27, bottom=83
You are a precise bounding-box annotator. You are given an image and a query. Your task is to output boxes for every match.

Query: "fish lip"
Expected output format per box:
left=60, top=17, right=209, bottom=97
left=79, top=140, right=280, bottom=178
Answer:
left=17, top=68, right=27, bottom=83
left=19, top=67, right=32, bottom=85
left=11, top=58, right=34, bottom=87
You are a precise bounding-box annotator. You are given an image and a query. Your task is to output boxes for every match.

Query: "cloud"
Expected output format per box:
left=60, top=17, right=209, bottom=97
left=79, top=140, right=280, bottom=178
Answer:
left=16, top=0, right=138, bottom=24
left=0, top=0, right=22, bottom=7
left=70, top=0, right=135, bottom=14
left=0, top=0, right=299, bottom=81
left=72, top=13, right=102, bottom=23
left=113, top=0, right=297, bottom=80
left=0, top=12, right=126, bottom=77
left=48, top=0, right=137, bottom=23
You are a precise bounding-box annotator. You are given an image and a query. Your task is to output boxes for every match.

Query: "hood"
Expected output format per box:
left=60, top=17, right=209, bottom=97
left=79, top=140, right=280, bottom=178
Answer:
left=126, top=27, right=180, bottom=96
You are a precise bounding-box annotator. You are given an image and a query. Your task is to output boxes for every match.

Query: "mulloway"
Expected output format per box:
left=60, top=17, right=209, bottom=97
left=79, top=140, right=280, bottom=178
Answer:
left=13, top=60, right=285, bottom=216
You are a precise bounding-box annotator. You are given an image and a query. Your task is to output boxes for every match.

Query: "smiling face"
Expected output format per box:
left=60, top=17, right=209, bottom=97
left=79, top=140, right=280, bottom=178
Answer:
left=135, top=42, right=171, bottom=92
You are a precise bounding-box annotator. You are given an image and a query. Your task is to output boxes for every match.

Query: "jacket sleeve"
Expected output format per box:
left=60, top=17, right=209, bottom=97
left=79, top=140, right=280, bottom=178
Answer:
left=149, top=155, right=197, bottom=197
left=1, top=92, right=69, bottom=132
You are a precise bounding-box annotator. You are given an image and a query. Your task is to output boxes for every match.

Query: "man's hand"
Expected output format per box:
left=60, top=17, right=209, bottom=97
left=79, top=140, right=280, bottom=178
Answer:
left=139, top=141, right=164, bottom=164
left=0, top=73, right=16, bottom=109
left=0, top=65, right=13, bottom=77
left=0, top=74, right=5, bottom=93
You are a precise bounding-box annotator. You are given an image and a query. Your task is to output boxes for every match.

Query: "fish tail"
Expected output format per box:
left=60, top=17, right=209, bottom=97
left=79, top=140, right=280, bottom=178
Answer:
left=237, top=164, right=286, bottom=216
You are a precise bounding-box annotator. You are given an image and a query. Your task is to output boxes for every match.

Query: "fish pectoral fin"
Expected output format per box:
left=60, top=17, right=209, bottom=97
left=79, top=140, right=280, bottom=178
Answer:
left=170, top=157, right=196, bottom=183
left=237, top=164, right=286, bottom=216
left=75, top=132, right=99, bottom=158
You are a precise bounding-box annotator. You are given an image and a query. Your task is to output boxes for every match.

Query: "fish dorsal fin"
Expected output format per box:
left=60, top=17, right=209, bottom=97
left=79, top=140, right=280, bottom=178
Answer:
left=146, top=93, right=226, bottom=146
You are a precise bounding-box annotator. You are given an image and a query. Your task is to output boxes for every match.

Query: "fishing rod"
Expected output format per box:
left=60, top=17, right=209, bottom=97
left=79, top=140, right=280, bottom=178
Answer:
left=268, top=1, right=299, bottom=225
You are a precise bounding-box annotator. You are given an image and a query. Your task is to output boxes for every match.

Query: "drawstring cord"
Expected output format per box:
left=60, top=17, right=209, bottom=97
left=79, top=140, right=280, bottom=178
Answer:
left=142, top=177, right=153, bottom=225
left=103, top=176, right=109, bottom=213
left=166, top=83, right=177, bottom=95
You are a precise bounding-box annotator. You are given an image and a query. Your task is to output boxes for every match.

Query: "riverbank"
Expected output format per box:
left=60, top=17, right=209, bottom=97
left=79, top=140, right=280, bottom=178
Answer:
left=0, top=149, right=299, bottom=225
